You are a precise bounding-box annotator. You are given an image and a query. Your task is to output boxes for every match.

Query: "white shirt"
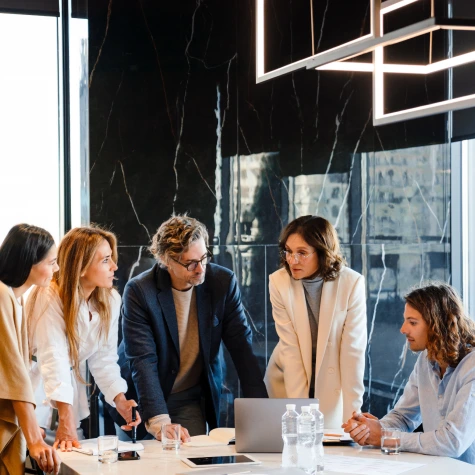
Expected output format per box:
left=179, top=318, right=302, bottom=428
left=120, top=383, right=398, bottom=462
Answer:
left=30, top=287, right=127, bottom=428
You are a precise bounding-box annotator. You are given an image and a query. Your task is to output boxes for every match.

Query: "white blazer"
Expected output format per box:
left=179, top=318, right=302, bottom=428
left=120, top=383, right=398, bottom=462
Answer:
left=264, top=266, right=367, bottom=428
left=29, top=287, right=127, bottom=428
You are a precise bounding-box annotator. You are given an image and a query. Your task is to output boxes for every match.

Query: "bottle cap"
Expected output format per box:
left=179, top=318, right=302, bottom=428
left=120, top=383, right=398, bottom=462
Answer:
left=301, top=406, right=310, bottom=412
left=286, top=404, right=296, bottom=410
left=310, top=403, right=320, bottom=410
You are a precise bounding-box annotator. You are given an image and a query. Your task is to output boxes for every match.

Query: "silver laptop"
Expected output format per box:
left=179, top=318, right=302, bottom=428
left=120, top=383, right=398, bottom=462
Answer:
left=234, top=398, right=319, bottom=453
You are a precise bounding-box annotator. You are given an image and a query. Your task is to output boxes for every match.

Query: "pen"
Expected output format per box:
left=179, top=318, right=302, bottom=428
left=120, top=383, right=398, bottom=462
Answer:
left=131, top=406, right=137, bottom=444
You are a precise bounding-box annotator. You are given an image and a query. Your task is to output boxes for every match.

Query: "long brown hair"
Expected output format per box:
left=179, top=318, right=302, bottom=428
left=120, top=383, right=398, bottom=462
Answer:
left=278, top=215, right=345, bottom=281
left=405, top=282, right=475, bottom=367
left=29, top=226, right=118, bottom=383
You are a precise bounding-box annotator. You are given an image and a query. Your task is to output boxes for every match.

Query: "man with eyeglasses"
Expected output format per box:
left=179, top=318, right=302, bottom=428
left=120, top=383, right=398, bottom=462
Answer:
left=114, top=215, right=267, bottom=441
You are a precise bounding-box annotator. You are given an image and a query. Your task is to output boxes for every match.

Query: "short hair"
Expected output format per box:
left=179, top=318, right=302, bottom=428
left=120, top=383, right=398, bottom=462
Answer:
left=404, top=282, right=475, bottom=367
left=149, top=215, right=209, bottom=266
left=0, top=224, right=55, bottom=287
left=278, top=215, right=345, bottom=281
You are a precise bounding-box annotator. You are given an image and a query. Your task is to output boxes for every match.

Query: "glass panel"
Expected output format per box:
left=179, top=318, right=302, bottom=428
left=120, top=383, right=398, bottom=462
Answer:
left=0, top=13, right=61, bottom=243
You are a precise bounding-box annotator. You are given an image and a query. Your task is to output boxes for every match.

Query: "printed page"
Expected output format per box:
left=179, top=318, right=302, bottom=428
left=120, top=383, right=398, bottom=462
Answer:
left=324, top=455, right=424, bottom=475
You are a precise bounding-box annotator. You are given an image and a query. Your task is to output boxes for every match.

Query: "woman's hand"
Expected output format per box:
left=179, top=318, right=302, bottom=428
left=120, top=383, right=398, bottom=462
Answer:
left=29, top=440, right=62, bottom=474
left=54, top=402, right=81, bottom=451
left=114, top=393, right=142, bottom=431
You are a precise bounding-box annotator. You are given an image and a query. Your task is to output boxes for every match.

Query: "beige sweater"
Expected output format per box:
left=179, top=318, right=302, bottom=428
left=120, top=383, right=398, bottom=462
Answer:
left=171, top=287, right=202, bottom=393
left=0, top=282, right=36, bottom=475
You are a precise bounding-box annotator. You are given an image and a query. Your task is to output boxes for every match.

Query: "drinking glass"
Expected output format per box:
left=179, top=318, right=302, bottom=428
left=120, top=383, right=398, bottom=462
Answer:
left=98, top=435, right=118, bottom=463
left=381, top=428, right=401, bottom=455
left=161, top=423, right=181, bottom=451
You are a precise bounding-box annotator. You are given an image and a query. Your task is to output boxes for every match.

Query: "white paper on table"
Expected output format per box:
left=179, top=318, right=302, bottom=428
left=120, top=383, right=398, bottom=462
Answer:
left=72, top=439, right=144, bottom=456
left=324, top=455, right=425, bottom=475
left=183, top=428, right=236, bottom=447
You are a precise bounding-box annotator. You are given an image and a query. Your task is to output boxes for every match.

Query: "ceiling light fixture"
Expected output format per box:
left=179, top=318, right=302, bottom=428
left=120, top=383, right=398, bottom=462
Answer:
left=256, top=0, right=475, bottom=125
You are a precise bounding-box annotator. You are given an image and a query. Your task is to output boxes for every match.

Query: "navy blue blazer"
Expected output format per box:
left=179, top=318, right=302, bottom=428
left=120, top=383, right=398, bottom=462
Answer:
left=118, top=262, right=267, bottom=430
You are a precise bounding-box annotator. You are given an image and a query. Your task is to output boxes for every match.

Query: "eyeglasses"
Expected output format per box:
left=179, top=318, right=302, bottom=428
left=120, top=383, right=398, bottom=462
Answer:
left=281, top=250, right=316, bottom=263
left=170, top=251, right=213, bottom=271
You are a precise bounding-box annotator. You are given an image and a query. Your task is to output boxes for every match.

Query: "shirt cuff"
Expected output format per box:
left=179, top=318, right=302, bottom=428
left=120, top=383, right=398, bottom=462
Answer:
left=102, top=379, right=129, bottom=407
left=45, top=382, right=75, bottom=406
left=146, top=414, right=172, bottom=439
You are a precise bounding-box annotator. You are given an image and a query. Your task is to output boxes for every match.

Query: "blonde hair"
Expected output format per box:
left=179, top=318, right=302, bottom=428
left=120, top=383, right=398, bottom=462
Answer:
left=149, top=214, right=209, bottom=267
left=29, top=226, right=118, bottom=384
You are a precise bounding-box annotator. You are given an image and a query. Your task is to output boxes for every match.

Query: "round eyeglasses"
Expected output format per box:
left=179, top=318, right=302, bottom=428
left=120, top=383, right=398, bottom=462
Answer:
left=281, top=250, right=316, bottom=263
left=171, top=251, right=213, bottom=271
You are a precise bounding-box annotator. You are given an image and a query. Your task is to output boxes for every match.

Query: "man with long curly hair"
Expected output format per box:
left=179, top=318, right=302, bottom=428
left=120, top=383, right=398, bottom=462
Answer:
left=342, top=282, right=475, bottom=464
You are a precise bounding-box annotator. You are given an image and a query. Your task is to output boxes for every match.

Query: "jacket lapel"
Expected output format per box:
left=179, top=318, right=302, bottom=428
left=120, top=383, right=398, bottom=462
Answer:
left=195, top=280, right=212, bottom=367
left=289, top=277, right=312, bottom=389
left=315, top=275, right=340, bottom=377
left=155, top=266, right=180, bottom=357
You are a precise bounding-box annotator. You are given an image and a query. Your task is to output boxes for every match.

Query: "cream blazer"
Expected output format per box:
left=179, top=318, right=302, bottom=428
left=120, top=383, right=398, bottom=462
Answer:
left=264, top=266, right=367, bottom=428
left=0, top=282, right=36, bottom=475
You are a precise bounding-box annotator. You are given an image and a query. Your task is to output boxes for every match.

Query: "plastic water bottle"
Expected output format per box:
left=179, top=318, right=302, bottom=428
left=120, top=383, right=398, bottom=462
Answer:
left=297, top=406, right=315, bottom=473
left=281, top=404, right=299, bottom=467
left=310, top=403, right=325, bottom=473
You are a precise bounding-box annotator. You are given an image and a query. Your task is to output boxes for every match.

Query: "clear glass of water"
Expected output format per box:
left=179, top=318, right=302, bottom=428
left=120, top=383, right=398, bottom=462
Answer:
left=381, top=428, right=401, bottom=455
left=161, top=423, right=181, bottom=451
left=97, top=435, right=118, bottom=463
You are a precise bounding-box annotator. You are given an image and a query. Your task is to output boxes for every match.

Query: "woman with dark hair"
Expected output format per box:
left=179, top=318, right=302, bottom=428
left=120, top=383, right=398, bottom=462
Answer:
left=0, top=224, right=61, bottom=475
left=28, top=226, right=140, bottom=451
left=264, top=215, right=367, bottom=428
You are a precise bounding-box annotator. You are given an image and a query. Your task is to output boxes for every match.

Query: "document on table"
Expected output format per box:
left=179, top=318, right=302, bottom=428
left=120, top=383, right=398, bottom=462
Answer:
left=324, top=455, right=424, bottom=474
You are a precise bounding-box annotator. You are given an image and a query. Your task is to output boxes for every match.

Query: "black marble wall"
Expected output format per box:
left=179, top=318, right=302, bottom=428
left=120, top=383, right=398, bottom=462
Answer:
left=89, top=0, right=456, bottom=425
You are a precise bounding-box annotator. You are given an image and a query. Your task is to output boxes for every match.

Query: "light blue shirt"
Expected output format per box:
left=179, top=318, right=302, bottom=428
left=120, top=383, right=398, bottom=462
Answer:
left=380, top=349, right=475, bottom=464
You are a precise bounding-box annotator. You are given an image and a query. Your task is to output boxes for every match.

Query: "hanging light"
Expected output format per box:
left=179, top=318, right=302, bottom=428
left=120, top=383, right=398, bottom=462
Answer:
left=256, top=0, right=475, bottom=125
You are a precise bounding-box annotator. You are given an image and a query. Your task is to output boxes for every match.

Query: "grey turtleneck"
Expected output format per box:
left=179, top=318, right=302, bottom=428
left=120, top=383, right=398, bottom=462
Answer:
left=301, top=275, right=324, bottom=397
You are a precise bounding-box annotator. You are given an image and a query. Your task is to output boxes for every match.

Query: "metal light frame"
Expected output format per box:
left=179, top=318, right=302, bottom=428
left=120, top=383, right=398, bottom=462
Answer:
left=256, top=0, right=475, bottom=125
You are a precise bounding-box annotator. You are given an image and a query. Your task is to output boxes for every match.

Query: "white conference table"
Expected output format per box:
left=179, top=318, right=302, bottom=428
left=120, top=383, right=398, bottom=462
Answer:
left=57, top=440, right=475, bottom=475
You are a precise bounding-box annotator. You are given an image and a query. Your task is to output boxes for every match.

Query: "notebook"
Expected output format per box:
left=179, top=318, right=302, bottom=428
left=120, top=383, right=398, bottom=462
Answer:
left=234, top=398, right=319, bottom=453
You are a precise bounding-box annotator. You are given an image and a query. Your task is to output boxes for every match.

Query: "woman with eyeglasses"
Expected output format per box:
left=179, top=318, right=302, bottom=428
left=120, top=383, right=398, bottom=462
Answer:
left=264, top=216, right=367, bottom=428
left=27, top=226, right=141, bottom=451
left=0, top=224, right=61, bottom=474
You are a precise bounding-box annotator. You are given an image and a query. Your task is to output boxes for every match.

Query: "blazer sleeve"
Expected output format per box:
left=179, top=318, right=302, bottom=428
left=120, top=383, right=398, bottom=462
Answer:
left=269, top=276, right=309, bottom=398
left=220, top=274, right=268, bottom=397
left=339, top=274, right=367, bottom=421
left=0, top=290, right=35, bottom=408
left=122, top=281, right=168, bottom=422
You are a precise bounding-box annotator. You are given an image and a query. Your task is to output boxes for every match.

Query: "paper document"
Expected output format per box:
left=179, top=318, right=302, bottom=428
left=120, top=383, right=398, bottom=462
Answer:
left=324, top=455, right=424, bottom=474
left=184, top=428, right=236, bottom=447
left=72, top=439, right=144, bottom=456
left=177, top=468, right=303, bottom=475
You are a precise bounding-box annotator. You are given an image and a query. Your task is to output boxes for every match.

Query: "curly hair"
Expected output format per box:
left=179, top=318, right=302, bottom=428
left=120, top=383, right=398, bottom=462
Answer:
left=278, top=215, right=346, bottom=281
left=405, top=282, right=475, bottom=367
left=149, top=214, right=209, bottom=267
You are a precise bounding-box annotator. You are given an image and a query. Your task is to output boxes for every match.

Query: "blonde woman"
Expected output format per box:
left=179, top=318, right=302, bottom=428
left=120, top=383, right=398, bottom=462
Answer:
left=0, top=224, right=61, bottom=475
left=264, top=215, right=367, bottom=428
left=28, top=226, right=141, bottom=451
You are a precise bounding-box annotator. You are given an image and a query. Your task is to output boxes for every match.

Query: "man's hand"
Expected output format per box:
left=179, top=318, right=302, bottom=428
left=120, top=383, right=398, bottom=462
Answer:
left=114, top=393, right=142, bottom=431
left=342, top=412, right=382, bottom=446
left=54, top=402, right=81, bottom=452
left=158, top=424, right=191, bottom=443
left=29, top=440, right=62, bottom=474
